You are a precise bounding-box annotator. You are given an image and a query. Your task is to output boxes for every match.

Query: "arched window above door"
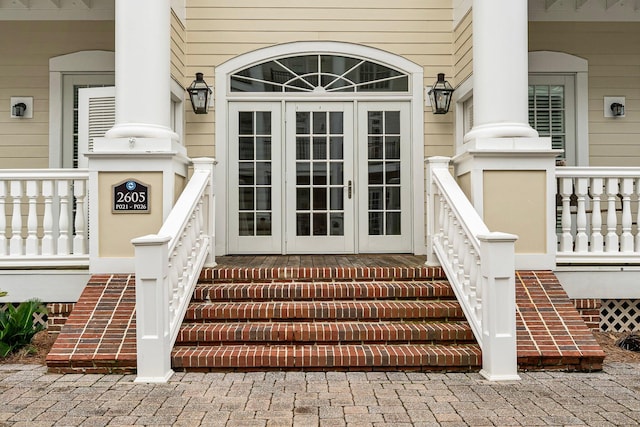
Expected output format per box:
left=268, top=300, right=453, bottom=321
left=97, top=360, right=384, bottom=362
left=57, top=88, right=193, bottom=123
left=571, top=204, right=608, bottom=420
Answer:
left=231, top=55, right=409, bottom=93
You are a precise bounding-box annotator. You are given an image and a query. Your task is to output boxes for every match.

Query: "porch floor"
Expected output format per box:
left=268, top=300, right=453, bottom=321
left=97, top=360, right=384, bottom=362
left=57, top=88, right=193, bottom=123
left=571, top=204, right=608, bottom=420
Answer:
left=45, top=255, right=605, bottom=374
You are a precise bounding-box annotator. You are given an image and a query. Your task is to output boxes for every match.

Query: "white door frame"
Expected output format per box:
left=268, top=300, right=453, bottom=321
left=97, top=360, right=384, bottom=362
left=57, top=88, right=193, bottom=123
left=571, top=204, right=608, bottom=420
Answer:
left=215, top=42, right=425, bottom=256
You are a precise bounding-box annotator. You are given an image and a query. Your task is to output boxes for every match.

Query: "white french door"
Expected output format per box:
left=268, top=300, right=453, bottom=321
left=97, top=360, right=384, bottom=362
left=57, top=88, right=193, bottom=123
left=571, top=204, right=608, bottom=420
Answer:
left=285, top=102, right=355, bottom=253
left=228, top=101, right=411, bottom=254
left=357, top=102, right=412, bottom=252
left=228, top=102, right=283, bottom=253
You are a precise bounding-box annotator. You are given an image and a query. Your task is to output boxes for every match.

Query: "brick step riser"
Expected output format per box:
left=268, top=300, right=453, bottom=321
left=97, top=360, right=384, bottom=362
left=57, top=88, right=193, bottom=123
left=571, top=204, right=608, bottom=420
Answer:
left=176, top=323, right=475, bottom=346
left=193, top=283, right=456, bottom=302
left=171, top=344, right=482, bottom=371
left=185, top=309, right=465, bottom=322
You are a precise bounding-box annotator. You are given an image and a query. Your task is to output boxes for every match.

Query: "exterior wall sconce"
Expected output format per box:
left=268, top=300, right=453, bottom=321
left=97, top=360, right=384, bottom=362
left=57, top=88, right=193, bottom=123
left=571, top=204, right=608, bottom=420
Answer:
left=604, top=96, right=625, bottom=118
left=610, top=102, right=624, bottom=117
left=12, top=103, right=26, bottom=117
left=9, top=96, right=33, bottom=119
left=187, top=72, right=212, bottom=114
left=427, top=73, right=454, bottom=114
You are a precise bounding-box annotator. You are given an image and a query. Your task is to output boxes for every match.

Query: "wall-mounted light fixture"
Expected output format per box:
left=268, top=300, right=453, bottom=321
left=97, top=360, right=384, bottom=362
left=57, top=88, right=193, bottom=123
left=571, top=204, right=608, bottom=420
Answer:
left=10, top=96, right=33, bottom=119
left=604, top=96, right=625, bottom=118
left=610, top=102, right=624, bottom=117
left=12, top=103, right=26, bottom=117
left=187, top=72, right=212, bottom=114
left=427, top=73, right=454, bottom=114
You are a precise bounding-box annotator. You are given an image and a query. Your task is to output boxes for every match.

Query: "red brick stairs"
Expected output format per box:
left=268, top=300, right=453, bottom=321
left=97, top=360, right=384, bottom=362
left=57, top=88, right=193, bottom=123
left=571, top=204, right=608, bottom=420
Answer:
left=170, top=266, right=482, bottom=371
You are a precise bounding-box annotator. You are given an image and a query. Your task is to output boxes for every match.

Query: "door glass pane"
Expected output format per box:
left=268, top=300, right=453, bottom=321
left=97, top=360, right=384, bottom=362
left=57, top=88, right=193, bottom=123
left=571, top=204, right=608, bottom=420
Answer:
left=295, top=109, right=345, bottom=237
left=367, top=111, right=401, bottom=236
left=237, top=111, right=272, bottom=236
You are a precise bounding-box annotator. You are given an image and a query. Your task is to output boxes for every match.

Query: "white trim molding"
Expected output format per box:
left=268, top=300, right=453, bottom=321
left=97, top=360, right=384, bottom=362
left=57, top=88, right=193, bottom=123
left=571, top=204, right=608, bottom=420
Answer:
left=214, top=41, right=425, bottom=256
left=49, top=50, right=115, bottom=168
left=529, top=51, right=589, bottom=166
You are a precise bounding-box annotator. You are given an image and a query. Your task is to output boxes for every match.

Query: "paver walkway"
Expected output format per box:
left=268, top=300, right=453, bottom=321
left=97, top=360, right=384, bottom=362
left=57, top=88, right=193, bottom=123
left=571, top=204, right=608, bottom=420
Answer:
left=1, top=362, right=639, bottom=426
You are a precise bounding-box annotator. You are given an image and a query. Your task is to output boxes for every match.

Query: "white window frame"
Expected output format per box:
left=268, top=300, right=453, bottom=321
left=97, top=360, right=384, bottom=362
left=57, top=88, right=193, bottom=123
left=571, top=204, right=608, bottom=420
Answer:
left=49, top=50, right=115, bottom=168
left=529, top=51, right=589, bottom=166
left=215, top=42, right=425, bottom=256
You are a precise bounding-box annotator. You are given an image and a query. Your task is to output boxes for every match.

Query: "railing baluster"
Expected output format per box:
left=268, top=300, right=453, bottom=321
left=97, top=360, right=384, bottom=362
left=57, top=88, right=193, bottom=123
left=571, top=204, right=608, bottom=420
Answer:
left=10, top=181, right=24, bottom=256
left=41, top=180, right=54, bottom=256
left=620, top=177, right=634, bottom=252
left=590, top=177, right=604, bottom=252
left=575, top=177, right=588, bottom=252
left=0, top=181, right=6, bottom=256
left=73, top=179, right=87, bottom=255
left=25, top=180, right=39, bottom=256
left=605, top=177, right=619, bottom=253
left=559, top=177, right=574, bottom=253
left=636, top=178, right=640, bottom=253
left=57, top=180, right=70, bottom=255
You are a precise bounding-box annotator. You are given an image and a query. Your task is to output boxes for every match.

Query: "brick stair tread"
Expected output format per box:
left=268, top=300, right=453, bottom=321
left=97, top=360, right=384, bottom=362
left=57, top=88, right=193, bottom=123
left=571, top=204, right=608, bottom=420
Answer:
left=171, top=344, right=482, bottom=369
left=185, top=300, right=465, bottom=321
left=176, top=321, right=475, bottom=344
left=193, top=281, right=455, bottom=301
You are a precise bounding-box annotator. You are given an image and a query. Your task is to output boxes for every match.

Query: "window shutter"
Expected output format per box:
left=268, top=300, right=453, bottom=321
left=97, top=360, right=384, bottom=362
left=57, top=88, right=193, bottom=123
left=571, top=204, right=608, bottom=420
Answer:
left=77, top=86, right=115, bottom=168
left=528, top=84, right=566, bottom=161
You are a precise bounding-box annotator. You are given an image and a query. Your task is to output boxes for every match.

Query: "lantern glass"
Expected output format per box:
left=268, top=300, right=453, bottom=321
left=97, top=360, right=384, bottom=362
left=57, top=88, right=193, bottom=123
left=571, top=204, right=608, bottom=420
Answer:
left=188, top=73, right=212, bottom=114
left=428, top=73, right=454, bottom=114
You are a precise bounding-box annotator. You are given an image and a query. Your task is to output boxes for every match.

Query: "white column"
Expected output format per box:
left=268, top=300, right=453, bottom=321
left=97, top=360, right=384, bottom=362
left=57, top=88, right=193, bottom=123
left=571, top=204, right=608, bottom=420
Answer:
left=464, top=0, right=538, bottom=141
left=106, top=0, right=177, bottom=140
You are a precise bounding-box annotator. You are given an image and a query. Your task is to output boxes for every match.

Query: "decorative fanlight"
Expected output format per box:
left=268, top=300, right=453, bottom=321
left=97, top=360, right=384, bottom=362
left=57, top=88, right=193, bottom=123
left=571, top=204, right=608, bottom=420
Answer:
left=428, top=73, right=454, bottom=114
left=187, top=72, right=212, bottom=114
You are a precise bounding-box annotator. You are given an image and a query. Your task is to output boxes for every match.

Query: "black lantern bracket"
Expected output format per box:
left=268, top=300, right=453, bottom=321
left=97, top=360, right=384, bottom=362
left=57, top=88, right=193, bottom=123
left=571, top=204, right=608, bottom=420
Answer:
left=187, top=72, right=213, bottom=114
left=427, top=73, right=454, bottom=115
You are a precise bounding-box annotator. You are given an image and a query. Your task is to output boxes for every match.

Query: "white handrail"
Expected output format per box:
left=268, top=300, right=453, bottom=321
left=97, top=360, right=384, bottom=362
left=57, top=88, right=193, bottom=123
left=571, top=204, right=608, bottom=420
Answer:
left=556, top=167, right=640, bottom=264
left=426, top=157, right=519, bottom=381
left=0, top=169, right=89, bottom=267
left=132, top=158, right=216, bottom=383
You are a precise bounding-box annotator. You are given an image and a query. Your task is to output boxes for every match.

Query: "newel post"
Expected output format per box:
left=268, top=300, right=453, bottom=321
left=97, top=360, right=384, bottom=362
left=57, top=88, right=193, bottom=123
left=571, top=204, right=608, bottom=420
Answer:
left=192, top=157, right=217, bottom=266
left=131, top=234, right=173, bottom=383
left=478, top=232, right=520, bottom=381
left=425, top=157, right=451, bottom=266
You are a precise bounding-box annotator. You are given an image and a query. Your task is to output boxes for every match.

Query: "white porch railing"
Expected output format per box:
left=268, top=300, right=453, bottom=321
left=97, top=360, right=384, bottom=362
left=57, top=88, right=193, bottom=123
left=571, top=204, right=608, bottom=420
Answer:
left=426, top=157, right=519, bottom=381
left=556, top=167, right=640, bottom=264
left=132, top=158, right=215, bottom=383
left=0, top=169, right=89, bottom=267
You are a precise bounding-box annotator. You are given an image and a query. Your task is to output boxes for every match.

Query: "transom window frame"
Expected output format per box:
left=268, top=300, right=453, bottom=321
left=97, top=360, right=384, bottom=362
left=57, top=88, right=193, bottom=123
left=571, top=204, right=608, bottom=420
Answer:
left=214, top=42, right=426, bottom=256
left=230, top=54, right=410, bottom=94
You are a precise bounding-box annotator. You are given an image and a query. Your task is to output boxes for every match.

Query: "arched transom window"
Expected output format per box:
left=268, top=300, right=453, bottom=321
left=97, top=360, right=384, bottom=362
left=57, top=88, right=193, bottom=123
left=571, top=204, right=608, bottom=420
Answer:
left=231, top=55, right=409, bottom=93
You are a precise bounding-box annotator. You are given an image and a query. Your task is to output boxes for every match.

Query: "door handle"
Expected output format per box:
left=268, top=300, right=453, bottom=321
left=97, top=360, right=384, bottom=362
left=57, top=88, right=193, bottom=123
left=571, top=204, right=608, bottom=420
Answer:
left=347, top=180, right=352, bottom=199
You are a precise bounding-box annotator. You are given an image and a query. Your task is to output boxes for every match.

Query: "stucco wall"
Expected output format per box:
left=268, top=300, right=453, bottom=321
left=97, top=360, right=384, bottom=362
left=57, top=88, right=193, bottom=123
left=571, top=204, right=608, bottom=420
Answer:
left=184, top=0, right=456, bottom=159
left=0, top=21, right=114, bottom=169
left=529, top=22, right=640, bottom=167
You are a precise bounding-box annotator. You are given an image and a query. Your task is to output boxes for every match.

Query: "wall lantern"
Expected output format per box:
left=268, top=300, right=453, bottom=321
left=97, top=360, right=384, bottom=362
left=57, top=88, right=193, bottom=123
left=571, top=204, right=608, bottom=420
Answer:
left=187, top=72, right=212, bottom=114
left=610, top=102, right=625, bottom=117
left=604, top=96, right=625, bottom=118
left=12, top=102, right=27, bottom=117
left=428, top=73, right=454, bottom=114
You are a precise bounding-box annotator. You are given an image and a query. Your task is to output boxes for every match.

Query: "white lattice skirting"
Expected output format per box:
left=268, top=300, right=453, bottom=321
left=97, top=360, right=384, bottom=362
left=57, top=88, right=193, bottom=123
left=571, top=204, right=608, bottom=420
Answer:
left=601, top=300, right=640, bottom=332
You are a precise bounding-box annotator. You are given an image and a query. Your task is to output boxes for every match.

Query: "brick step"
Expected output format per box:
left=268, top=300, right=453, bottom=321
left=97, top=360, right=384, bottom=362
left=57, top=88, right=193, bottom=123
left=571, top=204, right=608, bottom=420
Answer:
left=199, top=265, right=446, bottom=283
left=193, top=281, right=455, bottom=302
left=171, top=344, right=482, bottom=371
left=185, top=300, right=465, bottom=322
left=176, top=321, right=475, bottom=345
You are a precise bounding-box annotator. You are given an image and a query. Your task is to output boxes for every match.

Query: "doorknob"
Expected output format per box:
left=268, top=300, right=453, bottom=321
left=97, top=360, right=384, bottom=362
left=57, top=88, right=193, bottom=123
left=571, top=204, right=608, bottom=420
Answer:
left=347, top=180, right=352, bottom=199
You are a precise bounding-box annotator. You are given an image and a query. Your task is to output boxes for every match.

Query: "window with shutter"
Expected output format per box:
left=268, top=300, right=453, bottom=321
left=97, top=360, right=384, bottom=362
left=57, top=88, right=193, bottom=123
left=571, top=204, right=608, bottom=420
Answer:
left=528, top=75, right=576, bottom=165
